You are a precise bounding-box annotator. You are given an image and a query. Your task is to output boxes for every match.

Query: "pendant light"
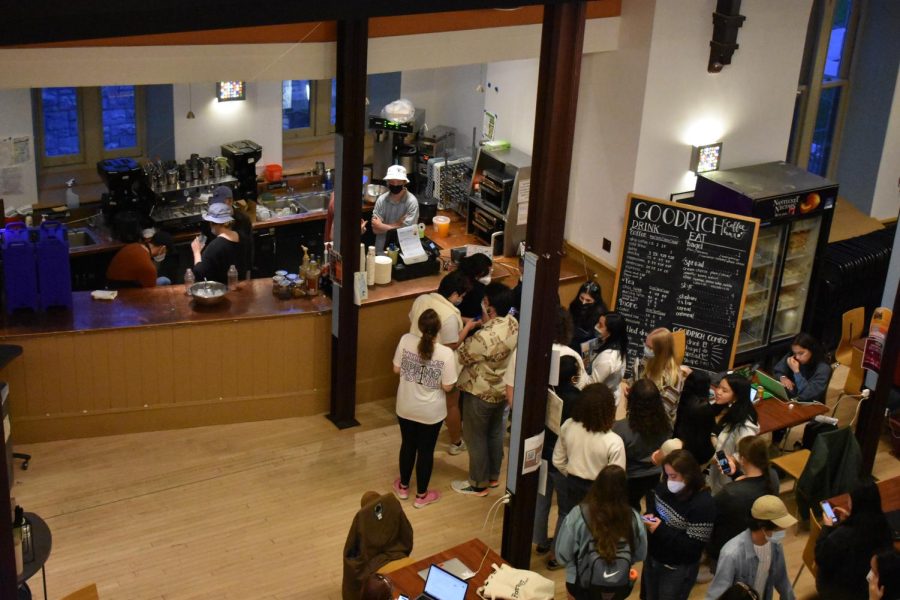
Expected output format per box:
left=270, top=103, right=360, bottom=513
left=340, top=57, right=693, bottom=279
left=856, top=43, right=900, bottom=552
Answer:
left=186, top=83, right=196, bottom=119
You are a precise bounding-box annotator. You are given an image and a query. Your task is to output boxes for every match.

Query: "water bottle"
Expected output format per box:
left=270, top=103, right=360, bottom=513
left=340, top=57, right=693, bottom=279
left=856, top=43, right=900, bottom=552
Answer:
left=183, top=268, right=195, bottom=295
left=227, top=264, right=238, bottom=291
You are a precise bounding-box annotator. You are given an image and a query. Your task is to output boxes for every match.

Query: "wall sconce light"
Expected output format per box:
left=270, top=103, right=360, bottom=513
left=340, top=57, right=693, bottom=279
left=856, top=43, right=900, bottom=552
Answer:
left=217, top=81, right=246, bottom=102
left=690, top=142, right=723, bottom=173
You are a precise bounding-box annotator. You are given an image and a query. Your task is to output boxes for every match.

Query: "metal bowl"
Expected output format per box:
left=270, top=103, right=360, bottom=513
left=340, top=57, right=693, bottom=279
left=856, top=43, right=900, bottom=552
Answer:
left=364, top=184, right=387, bottom=203
left=189, top=281, right=228, bottom=306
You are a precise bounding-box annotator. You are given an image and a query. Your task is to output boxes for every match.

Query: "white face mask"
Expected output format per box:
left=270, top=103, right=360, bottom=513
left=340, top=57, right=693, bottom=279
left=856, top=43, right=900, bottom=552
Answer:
left=478, top=275, right=492, bottom=286
left=866, top=569, right=875, bottom=584
left=667, top=480, right=685, bottom=494
left=644, top=346, right=655, bottom=359
left=153, top=252, right=166, bottom=263
left=767, top=530, right=785, bottom=545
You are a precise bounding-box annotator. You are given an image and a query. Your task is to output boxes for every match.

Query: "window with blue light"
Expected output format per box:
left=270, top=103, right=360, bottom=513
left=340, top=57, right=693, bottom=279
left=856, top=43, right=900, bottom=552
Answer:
left=330, top=79, right=337, bottom=126
left=823, top=0, right=851, bottom=81
left=283, top=80, right=312, bottom=130
left=41, top=87, right=80, bottom=157
left=101, top=85, right=137, bottom=150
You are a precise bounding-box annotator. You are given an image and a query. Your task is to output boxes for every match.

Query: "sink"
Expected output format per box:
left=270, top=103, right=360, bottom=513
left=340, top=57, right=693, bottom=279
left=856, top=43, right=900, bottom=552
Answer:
left=297, top=192, right=330, bottom=213
left=67, top=227, right=97, bottom=248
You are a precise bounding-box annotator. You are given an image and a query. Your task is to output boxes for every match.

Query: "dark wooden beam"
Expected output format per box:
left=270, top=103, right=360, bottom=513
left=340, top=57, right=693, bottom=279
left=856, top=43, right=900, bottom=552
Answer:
left=856, top=277, right=900, bottom=474
left=327, top=18, right=367, bottom=430
left=0, top=1, right=571, bottom=46
left=501, top=0, right=586, bottom=569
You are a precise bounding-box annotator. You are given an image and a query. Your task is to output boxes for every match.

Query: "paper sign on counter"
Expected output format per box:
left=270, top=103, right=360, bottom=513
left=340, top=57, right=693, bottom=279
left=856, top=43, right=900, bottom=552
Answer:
left=397, top=224, right=427, bottom=264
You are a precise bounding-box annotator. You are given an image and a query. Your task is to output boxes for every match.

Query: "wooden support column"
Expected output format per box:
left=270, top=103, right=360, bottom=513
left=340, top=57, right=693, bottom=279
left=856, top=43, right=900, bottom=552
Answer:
left=501, top=1, right=586, bottom=568
left=856, top=277, right=900, bottom=473
left=328, top=18, right=368, bottom=429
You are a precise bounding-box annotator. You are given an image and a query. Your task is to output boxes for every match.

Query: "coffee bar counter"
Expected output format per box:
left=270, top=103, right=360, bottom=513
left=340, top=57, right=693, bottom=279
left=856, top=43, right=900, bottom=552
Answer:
left=0, top=223, right=584, bottom=443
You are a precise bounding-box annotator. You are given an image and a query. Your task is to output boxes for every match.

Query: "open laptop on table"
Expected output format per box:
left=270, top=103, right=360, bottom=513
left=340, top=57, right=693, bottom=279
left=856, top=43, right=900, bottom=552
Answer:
left=755, top=370, right=790, bottom=401
left=415, top=564, right=469, bottom=600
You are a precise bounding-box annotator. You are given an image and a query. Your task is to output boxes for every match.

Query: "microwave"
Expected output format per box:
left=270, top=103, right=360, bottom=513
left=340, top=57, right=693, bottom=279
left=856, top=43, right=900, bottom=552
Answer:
left=480, top=169, right=514, bottom=214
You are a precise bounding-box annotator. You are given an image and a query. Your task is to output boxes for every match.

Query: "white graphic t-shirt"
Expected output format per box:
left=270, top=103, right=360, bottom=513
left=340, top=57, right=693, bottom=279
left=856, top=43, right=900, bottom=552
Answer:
left=393, top=333, right=459, bottom=424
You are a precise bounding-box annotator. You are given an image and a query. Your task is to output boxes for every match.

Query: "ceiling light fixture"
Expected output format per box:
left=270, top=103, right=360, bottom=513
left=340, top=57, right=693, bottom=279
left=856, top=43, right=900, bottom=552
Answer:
left=186, top=83, right=195, bottom=119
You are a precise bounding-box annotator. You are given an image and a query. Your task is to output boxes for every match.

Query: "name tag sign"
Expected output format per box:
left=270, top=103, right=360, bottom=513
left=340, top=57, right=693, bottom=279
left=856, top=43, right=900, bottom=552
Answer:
left=612, top=194, right=759, bottom=372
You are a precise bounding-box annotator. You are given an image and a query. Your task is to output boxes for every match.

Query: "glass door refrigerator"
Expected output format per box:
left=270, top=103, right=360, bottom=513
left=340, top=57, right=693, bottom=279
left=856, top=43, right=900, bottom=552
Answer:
left=690, top=161, right=838, bottom=367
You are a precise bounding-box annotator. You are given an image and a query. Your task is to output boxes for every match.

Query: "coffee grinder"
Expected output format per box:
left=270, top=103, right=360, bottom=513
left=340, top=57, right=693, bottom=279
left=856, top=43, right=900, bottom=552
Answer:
left=368, top=109, right=425, bottom=187
left=220, top=139, right=262, bottom=201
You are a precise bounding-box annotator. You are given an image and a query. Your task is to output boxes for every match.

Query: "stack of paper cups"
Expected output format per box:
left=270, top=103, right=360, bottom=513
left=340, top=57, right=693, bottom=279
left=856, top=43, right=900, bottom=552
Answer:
left=374, top=255, right=393, bottom=285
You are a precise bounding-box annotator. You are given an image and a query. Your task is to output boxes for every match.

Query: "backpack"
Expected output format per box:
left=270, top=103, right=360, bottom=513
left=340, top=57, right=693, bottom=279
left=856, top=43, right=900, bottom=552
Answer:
left=572, top=506, right=636, bottom=600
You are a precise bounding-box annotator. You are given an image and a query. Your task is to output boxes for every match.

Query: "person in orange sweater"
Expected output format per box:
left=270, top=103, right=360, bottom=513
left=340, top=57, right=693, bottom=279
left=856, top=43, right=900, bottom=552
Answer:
left=106, top=230, right=173, bottom=288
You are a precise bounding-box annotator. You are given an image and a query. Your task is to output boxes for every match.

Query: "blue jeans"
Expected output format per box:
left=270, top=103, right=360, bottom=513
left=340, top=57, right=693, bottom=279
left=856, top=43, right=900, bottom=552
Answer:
left=533, top=466, right=566, bottom=546
left=640, top=556, right=700, bottom=600
left=461, top=391, right=506, bottom=488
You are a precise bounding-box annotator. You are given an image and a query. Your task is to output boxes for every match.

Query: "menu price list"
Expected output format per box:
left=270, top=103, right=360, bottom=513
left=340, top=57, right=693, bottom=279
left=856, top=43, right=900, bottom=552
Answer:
left=614, top=196, right=758, bottom=372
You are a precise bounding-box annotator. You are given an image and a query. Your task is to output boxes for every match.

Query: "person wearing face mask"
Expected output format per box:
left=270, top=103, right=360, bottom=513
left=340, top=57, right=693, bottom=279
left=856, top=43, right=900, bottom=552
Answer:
left=642, top=449, right=716, bottom=600
left=708, top=374, right=759, bottom=494
left=706, top=495, right=796, bottom=600
left=588, top=311, right=628, bottom=399
left=370, top=165, right=419, bottom=254
left=568, top=281, right=608, bottom=351
left=674, top=369, right=723, bottom=467
left=867, top=549, right=900, bottom=600
left=456, top=253, right=494, bottom=322
left=815, top=481, right=892, bottom=600
left=106, top=230, right=174, bottom=288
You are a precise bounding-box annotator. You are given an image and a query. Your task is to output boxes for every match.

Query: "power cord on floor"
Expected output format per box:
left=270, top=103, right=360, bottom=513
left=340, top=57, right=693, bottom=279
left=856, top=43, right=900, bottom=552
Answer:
left=474, top=492, right=512, bottom=576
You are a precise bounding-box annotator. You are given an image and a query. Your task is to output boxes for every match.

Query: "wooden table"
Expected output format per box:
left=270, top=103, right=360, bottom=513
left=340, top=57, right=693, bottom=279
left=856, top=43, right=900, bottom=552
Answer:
left=826, top=475, right=900, bottom=513
left=385, top=538, right=507, bottom=600
left=756, top=397, right=829, bottom=435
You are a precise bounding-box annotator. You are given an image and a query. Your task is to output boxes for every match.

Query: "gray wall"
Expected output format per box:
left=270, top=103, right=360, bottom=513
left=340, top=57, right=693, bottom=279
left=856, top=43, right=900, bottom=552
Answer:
left=145, top=84, right=175, bottom=161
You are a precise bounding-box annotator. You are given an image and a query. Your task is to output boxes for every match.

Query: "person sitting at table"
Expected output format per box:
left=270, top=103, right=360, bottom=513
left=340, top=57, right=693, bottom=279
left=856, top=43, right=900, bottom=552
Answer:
left=568, top=280, right=608, bottom=351
left=555, top=464, right=647, bottom=600
left=772, top=332, right=832, bottom=403
left=706, top=495, right=796, bottom=600
left=815, top=480, right=893, bottom=600
left=868, top=548, right=900, bottom=600
left=191, top=203, right=243, bottom=285
left=708, top=373, right=759, bottom=494
left=106, top=230, right=173, bottom=288
left=613, top=378, right=671, bottom=511
left=636, top=327, right=684, bottom=426
left=674, top=369, right=724, bottom=468
left=708, top=436, right=778, bottom=570
left=588, top=311, right=628, bottom=399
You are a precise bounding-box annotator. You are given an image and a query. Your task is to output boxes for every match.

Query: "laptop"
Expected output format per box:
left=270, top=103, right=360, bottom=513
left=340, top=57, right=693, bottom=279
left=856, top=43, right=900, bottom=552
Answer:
left=415, top=564, right=469, bottom=600
left=755, top=370, right=790, bottom=401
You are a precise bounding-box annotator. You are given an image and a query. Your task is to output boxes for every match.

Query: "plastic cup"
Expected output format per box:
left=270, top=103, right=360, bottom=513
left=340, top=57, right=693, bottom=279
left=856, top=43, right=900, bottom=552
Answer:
left=433, top=215, right=450, bottom=237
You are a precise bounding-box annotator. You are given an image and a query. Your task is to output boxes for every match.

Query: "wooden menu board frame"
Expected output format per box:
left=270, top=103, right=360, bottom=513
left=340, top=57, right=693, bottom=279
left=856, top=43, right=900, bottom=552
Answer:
left=612, top=194, right=759, bottom=372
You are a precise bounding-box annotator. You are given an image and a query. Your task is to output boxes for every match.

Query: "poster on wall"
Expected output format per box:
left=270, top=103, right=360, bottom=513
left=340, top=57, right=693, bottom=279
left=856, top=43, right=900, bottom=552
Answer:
left=862, top=306, right=892, bottom=372
left=612, top=194, right=759, bottom=372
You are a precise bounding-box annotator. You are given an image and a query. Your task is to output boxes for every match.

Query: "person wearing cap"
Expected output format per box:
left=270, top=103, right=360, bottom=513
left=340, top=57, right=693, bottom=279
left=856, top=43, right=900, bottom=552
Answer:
left=191, top=203, right=242, bottom=284
left=705, top=495, right=796, bottom=600
left=106, top=229, right=174, bottom=288
left=371, top=165, right=419, bottom=253
left=208, top=185, right=252, bottom=276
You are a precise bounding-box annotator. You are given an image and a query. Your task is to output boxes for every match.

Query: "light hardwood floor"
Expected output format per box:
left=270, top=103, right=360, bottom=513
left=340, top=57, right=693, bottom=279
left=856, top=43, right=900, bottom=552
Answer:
left=12, top=366, right=900, bottom=600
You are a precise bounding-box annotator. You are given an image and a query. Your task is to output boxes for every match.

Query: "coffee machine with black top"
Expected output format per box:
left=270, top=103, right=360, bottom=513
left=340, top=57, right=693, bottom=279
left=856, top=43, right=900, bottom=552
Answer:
left=221, top=139, right=262, bottom=201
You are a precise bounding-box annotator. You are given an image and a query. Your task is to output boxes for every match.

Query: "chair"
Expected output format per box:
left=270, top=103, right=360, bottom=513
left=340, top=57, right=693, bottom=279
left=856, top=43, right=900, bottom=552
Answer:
left=791, top=509, right=821, bottom=588
left=60, top=583, right=99, bottom=600
left=771, top=449, right=811, bottom=494
left=835, top=307, right=864, bottom=366
left=672, top=329, right=686, bottom=365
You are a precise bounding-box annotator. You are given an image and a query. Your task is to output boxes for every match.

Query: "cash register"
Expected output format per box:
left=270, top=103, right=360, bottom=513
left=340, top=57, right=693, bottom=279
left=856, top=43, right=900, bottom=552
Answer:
left=385, top=226, right=441, bottom=281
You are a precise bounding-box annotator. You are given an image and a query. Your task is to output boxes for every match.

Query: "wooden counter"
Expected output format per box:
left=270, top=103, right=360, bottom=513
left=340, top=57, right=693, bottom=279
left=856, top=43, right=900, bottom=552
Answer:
left=1, top=216, right=584, bottom=443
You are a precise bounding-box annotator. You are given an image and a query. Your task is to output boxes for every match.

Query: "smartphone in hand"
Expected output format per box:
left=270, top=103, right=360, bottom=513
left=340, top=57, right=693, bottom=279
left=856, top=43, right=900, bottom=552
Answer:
left=716, top=450, right=731, bottom=475
left=821, top=500, right=839, bottom=523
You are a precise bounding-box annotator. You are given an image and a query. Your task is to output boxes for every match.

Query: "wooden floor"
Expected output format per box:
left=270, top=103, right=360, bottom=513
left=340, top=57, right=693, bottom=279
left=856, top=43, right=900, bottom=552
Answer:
left=12, top=365, right=900, bottom=600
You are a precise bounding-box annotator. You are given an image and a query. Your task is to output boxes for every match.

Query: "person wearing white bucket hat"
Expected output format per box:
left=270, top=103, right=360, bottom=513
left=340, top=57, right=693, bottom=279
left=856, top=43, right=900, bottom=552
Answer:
left=371, top=164, right=418, bottom=253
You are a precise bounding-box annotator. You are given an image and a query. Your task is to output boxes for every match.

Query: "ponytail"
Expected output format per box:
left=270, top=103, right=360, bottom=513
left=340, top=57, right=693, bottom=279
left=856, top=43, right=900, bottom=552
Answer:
left=417, top=309, right=441, bottom=360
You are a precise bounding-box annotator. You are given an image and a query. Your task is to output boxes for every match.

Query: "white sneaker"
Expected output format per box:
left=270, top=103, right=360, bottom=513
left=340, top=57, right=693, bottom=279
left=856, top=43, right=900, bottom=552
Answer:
left=448, top=440, right=467, bottom=455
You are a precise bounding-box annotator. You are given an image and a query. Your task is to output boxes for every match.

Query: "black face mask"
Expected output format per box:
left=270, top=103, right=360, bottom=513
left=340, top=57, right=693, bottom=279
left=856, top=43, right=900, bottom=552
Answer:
left=388, top=184, right=405, bottom=195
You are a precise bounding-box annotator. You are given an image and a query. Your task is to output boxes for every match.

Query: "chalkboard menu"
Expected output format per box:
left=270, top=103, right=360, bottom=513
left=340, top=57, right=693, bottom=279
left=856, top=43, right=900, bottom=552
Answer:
left=612, top=194, right=759, bottom=372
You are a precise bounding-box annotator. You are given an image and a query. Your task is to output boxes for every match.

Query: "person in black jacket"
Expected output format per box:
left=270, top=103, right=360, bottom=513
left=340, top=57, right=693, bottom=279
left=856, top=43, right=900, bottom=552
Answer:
left=816, top=481, right=893, bottom=600
left=568, top=281, right=608, bottom=351
left=456, top=253, right=493, bottom=321
left=642, top=449, right=716, bottom=600
left=707, top=435, right=778, bottom=564
left=191, top=203, right=242, bottom=284
left=674, top=370, right=724, bottom=467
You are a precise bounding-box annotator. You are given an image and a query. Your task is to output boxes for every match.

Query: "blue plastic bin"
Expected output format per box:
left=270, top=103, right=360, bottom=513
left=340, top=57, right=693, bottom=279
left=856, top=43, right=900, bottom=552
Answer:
left=2, top=223, right=38, bottom=313
left=36, top=220, right=72, bottom=310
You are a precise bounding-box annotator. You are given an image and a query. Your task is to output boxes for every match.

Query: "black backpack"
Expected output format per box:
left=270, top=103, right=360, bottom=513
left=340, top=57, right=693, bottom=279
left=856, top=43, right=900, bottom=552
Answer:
left=572, top=506, right=636, bottom=600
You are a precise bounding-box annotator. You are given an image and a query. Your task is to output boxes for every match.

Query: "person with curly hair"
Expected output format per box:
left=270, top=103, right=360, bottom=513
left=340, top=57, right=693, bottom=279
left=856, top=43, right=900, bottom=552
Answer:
left=613, top=378, right=672, bottom=511
left=550, top=383, right=625, bottom=569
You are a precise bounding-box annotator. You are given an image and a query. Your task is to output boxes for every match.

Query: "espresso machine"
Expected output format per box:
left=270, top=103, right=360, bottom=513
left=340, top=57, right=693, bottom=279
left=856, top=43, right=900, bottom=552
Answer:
left=369, top=110, right=425, bottom=187
left=221, top=139, right=262, bottom=201
left=98, top=158, right=152, bottom=223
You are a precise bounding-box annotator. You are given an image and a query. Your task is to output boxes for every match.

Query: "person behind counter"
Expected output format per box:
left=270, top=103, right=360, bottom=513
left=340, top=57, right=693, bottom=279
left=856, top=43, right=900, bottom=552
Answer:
left=106, top=230, right=174, bottom=288
left=191, top=203, right=242, bottom=284
left=371, top=165, right=418, bottom=253
left=207, top=186, right=252, bottom=276
left=772, top=332, right=831, bottom=403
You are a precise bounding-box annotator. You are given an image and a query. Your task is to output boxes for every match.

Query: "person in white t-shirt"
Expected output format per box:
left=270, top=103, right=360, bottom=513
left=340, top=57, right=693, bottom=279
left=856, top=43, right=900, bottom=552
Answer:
left=392, top=309, right=459, bottom=509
